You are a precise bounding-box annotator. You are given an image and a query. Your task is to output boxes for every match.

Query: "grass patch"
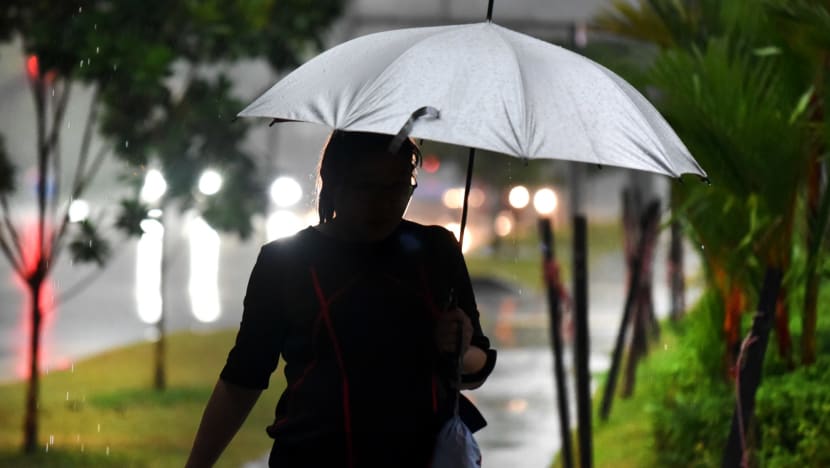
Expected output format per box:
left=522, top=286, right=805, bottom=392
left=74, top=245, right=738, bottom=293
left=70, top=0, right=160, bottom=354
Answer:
left=552, top=326, right=682, bottom=468
left=0, top=330, right=284, bottom=468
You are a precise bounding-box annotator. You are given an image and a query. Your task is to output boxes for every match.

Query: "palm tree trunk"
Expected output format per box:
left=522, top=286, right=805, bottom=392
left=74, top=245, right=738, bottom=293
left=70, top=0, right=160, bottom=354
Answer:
left=803, top=53, right=827, bottom=365
left=669, top=219, right=685, bottom=320
left=774, top=284, right=793, bottom=367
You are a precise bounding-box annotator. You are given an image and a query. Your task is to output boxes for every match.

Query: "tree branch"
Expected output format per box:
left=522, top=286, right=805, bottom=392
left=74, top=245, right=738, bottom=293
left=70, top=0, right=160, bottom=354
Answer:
left=49, top=86, right=100, bottom=266
left=57, top=245, right=125, bottom=305
left=47, top=144, right=112, bottom=273
left=0, top=194, right=26, bottom=269
left=24, top=38, right=50, bottom=274
left=72, top=86, right=99, bottom=197
left=46, top=80, right=71, bottom=156
left=80, top=142, right=110, bottom=190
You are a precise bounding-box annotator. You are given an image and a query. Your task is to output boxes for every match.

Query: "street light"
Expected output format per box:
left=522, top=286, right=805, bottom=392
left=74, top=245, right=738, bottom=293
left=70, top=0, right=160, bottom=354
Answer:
left=136, top=218, right=164, bottom=324
left=493, top=211, right=513, bottom=237
left=140, top=169, right=166, bottom=204
left=68, top=199, right=90, bottom=223
left=188, top=216, right=221, bottom=323
left=198, top=169, right=223, bottom=196
left=270, top=176, right=302, bottom=207
left=533, top=188, right=558, bottom=216
left=443, top=187, right=485, bottom=209
left=136, top=170, right=167, bottom=326
left=508, top=185, right=530, bottom=210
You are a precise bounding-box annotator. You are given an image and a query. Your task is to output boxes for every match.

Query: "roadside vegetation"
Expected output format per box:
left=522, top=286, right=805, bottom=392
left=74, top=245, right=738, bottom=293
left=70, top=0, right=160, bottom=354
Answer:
left=0, top=330, right=284, bottom=467
left=553, top=284, right=830, bottom=467
left=560, top=0, right=830, bottom=465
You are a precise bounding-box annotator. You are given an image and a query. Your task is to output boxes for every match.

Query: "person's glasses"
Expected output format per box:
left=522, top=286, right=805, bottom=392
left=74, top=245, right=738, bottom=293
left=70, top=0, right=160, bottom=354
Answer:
left=347, top=175, right=417, bottom=198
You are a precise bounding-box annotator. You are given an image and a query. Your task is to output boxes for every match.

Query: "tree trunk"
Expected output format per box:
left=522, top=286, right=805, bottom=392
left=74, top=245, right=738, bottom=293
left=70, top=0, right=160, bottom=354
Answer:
left=722, top=268, right=782, bottom=468
left=774, top=285, right=793, bottom=368
left=802, top=152, right=822, bottom=365
left=803, top=54, right=827, bottom=365
left=154, top=213, right=168, bottom=390
left=23, top=277, right=43, bottom=453
left=669, top=219, right=685, bottom=320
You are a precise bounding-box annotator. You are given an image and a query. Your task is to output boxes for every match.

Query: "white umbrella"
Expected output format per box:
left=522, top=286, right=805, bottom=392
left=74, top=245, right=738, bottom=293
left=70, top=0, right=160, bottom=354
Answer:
left=238, top=13, right=704, bottom=467
left=239, top=21, right=707, bottom=180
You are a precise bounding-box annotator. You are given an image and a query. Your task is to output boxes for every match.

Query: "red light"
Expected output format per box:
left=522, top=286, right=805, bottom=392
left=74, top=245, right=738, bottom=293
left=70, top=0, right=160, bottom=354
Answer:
left=11, top=222, right=56, bottom=380
left=423, top=154, right=440, bottom=173
left=26, top=55, right=39, bottom=80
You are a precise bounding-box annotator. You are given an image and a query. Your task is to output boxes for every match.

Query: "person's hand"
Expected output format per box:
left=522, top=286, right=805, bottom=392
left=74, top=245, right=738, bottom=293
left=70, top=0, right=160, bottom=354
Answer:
left=434, top=307, right=473, bottom=356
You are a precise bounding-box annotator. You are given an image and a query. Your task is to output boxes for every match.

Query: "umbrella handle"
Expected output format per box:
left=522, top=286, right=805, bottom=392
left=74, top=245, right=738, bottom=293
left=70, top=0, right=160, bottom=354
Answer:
left=388, top=106, right=440, bottom=154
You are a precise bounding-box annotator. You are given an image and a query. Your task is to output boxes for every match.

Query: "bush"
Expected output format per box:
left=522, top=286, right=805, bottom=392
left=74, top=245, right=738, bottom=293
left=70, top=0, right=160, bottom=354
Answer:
left=755, top=356, right=830, bottom=467
left=648, top=290, right=734, bottom=467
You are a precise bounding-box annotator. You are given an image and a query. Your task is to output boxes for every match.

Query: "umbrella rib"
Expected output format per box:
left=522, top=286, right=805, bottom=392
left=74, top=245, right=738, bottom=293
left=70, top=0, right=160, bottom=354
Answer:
left=590, top=63, right=680, bottom=175
left=343, top=25, right=460, bottom=129
left=492, top=26, right=530, bottom=157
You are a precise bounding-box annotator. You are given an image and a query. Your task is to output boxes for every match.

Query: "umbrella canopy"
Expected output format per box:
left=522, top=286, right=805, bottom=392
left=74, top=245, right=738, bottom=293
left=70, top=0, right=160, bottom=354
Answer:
left=239, top=21, right=706, bottom=179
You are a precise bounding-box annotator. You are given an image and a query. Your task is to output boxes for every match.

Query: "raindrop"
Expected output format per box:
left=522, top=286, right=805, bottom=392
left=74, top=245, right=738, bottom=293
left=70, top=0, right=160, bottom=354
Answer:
left=67, top=121, right=72, bottom=129
left=106, top=446, right=110, bottom=456
left=51, top=88, right=55, bottom=97
left=700, top=244, right=705, bottom=250
left=49, top=435, right=54, bottom=445
left=81, top=444, right=85, bottom=452
left=78, top=6, right=82, bottom=13
left=125, top=140, right=129, bottom=148
left=94, top=24, right=97, bottom=30
left=79, top=60, right=83, bottom=68
left=76, top=434, right=81, bottom=442
left=96, top=47, right=100, bottom=54
left=87, top=58, right=91, bottom=66
left=71, top=363, right=75, bottom=373
left=66, top=391, right=69, bottom=400
left=97, top=423, right=101, bottom=433
left=45, top=444, right=49, bottom=453
left=88, top=240, right=92, bottom=247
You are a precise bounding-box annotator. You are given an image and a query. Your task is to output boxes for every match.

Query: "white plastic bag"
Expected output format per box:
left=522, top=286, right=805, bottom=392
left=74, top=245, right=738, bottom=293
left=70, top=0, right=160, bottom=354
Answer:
left=431, top=414, right=482, bottom=468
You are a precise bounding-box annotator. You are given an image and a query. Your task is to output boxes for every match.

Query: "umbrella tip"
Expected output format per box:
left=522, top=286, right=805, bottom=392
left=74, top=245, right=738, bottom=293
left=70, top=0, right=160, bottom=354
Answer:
left=230, top=117, right=239, bottom=123
left=700, top=176, right=711, bottom=186
left=596, top=164, right=603, bottom=170
left=268, top=118, right=278, bottom=127
left=487, top=0, right=494, bottom=21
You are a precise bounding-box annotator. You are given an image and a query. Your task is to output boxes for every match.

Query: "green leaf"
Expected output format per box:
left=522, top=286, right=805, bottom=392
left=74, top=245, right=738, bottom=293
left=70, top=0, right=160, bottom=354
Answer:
left=68, top=220, right=111, bottom=267
left=789, top=85, right=815, bottom=124
left=115, top=199, right=150, bottom=238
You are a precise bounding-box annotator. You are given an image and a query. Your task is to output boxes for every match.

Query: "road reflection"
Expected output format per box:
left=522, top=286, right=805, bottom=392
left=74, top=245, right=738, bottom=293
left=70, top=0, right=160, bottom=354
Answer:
left=135, top=219, right=164, bottom=324
left=188, top=216, right=221, bottom=323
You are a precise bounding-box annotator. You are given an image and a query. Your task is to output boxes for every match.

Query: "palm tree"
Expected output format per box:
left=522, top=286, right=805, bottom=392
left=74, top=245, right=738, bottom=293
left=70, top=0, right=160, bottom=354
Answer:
left=595, top=0, right=818, bottom=369
left=765, top=0, right=830, bottom=365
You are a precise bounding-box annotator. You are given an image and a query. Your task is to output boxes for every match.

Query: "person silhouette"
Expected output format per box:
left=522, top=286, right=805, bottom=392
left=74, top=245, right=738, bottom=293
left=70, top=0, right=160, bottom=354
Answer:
left=186, top=130, right=496, bottom=468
